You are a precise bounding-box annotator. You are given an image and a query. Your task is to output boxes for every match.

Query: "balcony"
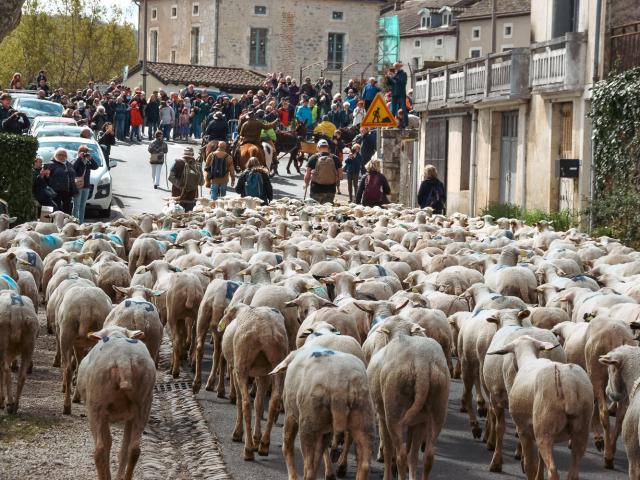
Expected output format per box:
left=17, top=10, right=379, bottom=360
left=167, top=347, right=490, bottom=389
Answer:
left=608, top=21, right=640, bottom=74
left=413, top=48, right=530, bottom=112
left=530, top=32, right=586, bottom=93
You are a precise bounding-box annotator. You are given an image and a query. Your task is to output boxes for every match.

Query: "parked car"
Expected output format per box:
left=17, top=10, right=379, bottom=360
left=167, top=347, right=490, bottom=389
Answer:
left=11, top=97, right=63, bottom=122
left=36, top=136, right=116, bottom=216
left=30, top=116, right=77, bottom=135
left=35, top=125, right=95, bottom=139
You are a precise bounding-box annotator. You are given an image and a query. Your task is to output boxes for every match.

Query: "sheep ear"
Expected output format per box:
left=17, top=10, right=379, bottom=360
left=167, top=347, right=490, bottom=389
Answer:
left=378, top=327, right=391, bottom=337
left=393, top=299, right=410, bottom=313
left=354, top=301, right=374, bottom=313
left=88, top=331, right=102, bottom=341
left=353, top=278, right=365, bottom=284
left=488, top=344, right=515, bottom=355
left=151, top=290, right=164, bottom=297
left=113, top=285, right=129, bottom=295
left=410, top=324, right=426, bottom=336
left=629, top=321, right=640, bottom=330
left=130, top=330, right=145, bottom=340
left=320, top=277, right=334, bottom=284
left=485, top=315, right=500, bottom=324
left=284, top=299, right=298, bottom=308
left=270, top=352, right=295, bottom=375
left=537, top=341, right=557, bottom=351
left=517, top=309, right=531, bottom=320
left=298, top=328, right=314, bottom=339
left=599, top=353, right=621, bottom=367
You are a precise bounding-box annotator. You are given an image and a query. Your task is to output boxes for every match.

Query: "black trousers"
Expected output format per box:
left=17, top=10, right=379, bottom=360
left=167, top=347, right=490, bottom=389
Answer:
left=347, top=174, right=359, bottom=201
left=56, top=191, right=73, bottom=214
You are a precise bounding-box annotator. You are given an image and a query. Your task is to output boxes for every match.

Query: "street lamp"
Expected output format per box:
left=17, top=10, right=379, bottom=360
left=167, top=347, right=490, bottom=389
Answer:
left=299, top=61, right=324, bottom=85
left=339, top=61, right=359, bottom=95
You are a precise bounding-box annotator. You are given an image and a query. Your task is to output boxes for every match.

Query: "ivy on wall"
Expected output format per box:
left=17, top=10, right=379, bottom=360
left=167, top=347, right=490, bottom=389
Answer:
left=589, top=67, right=640, bottom=245
left=0, top=133, right=38, bottom=223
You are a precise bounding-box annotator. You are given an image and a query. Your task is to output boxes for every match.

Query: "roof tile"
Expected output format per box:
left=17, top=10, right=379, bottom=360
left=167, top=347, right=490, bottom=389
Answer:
left=457, top=0, right=530, bottom=19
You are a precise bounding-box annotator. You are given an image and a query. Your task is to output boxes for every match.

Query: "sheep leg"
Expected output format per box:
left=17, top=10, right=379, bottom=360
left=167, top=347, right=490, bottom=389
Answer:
left=566, top=419, right=589, bottom=480
left=351, top=427, right=372, bottom=480
left=203, top=332, right=222, bottom=392
left=323, top=449, right=337, bottom=480
left=123, top=420, right=144, bottom=480
left=460, top=360, right=481, bottom=438
left=595, top=389, right=614, bottom=468
left=591, top=405, right=604, bottom=451
left=282, top=415, right=299, bottom=480
left=336, top=431, right=351, bottom=477
left=609, top=400, right=627, bottom=466
left=0, top=360, right=10, bottom=411
left=229, top=365, right=237, bottom=404
left=236, top=371, right=256, bottom=460
left=188, top=317, right=197, bottom=367
left=62, top=351, right=73, bottom=415
left=117, top=419, right=133, bottom=479
left=192, top=316, right=210, bottom=394
left=231, top=373, right=244, bottom=442
left=9, top=351, right=32, bottom=414
left=489, top=405, right=506, bottom=472
left=475, top=372, right=488, bottom=418
left=170, top=319, right=186, bottom=379
left=90, top=416, right=112, bottom=480
left=216, top=355, right=227, bottom=398
left=484, top=409, right=495, bottom=448
left=53, top=333, right=61, bottom=367
left=407, top=423, right=425, bottom=480
left=517, top=428, right=537, bottom=480
left=71, top=345, right=84, bottom=403
left=536, top=435, right=558, bottom=480
left=252, top=377, right=267, bottom=446
left=388, top=420, right=408, bottom=480
left=379, top=417, right=394, bottom=480
left=300, top=430, right=321, bottom=480
left=259, top=374, right=282, bottom=456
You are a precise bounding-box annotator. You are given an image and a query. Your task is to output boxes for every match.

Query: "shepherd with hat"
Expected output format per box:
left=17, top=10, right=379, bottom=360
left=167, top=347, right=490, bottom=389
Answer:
left=386, top=61, right=408, bottom=127
left=303, top=139, right=343, bottom=204
left=168, top=147, right=203, bottom=211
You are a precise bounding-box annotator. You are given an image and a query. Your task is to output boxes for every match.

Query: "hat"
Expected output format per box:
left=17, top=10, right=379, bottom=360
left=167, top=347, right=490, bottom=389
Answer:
left=317, top=139, right=329, bottom=148
left=77, top=100, right=86, bottom=109
left=183, top=147, right=195, bottom=157
left=0, top=93, right=11, bottom=101
left=213, top=111, right=223, bottom=119
left=342, top=147, right=352, bottom=154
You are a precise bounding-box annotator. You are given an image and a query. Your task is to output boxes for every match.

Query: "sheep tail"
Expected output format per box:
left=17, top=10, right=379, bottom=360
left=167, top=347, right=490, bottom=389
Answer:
left=113, top=357, right=134, bottom=391
left=401, top=366, right=430, bottom=426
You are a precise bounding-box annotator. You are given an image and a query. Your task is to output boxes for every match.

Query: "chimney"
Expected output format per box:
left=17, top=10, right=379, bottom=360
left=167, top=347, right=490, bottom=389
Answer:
left=394, top=0, right=403, bottom=11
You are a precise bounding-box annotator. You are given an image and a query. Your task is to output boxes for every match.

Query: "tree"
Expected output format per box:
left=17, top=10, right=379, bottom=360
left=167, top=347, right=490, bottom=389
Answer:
left=0, top=0, right=25, bottom=44
left=0, top=0, right=137, bottom=90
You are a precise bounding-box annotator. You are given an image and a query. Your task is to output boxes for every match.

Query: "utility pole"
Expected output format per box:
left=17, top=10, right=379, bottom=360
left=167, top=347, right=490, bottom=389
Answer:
left=142, top=0, right=148, bottom=92
left=490, top=0, right=497, bottom=54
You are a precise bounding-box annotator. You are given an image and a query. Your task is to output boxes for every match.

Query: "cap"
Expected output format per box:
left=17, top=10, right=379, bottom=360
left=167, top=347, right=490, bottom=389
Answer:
left=317, top=139, right=329, bottom=148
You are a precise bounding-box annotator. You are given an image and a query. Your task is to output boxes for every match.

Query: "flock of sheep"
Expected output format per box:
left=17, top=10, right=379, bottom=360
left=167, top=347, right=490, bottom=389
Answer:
left=1, top=197, right=640, bottom=480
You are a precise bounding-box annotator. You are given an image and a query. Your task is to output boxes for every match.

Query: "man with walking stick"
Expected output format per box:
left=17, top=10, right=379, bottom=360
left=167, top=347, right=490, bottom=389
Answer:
left=148, top=130, right=168, bottom=189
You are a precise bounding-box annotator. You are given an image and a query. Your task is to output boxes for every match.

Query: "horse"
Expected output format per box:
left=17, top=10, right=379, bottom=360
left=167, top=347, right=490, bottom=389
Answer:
left=263, top=141, right=274, bottom=172
left=239, top=143, right=265, bottom=170
left=338, top=125, right=360, bottom=145
left=275, top=130, right=301, bottom=174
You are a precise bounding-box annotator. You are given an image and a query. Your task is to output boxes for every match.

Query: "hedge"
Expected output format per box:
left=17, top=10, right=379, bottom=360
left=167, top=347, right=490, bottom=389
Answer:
left=0, top=133, right=38, bottom=223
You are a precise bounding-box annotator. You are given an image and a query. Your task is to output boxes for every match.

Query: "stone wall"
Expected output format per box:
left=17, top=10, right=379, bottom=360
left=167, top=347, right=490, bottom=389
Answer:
left=381, top=128, right=419, bottom=206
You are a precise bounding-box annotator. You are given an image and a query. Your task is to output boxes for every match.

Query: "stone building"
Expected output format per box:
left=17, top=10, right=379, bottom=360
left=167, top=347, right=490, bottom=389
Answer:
left=138, top=0, right=384, bottom=90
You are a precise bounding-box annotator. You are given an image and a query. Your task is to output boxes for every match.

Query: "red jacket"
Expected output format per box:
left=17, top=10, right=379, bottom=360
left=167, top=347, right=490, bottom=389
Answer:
left=278, top=107, right=289, bottom=126
left=130, top=102, right=144, bottom=126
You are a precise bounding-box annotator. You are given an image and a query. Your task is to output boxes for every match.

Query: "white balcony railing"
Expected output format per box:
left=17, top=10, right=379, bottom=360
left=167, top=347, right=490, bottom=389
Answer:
left=530, top=32, right=586, bottom=91
left=531, top=47, right=566, bottom=86
left=430, top=75, right=445, bottom=101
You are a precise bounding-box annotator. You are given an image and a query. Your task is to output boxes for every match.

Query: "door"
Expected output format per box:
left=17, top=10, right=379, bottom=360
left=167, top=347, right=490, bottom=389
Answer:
left=425, top=119, right=448, bottom=186
left=499, top=111, right=518, bottom=204
left=559, top=103, right=575, bottom=210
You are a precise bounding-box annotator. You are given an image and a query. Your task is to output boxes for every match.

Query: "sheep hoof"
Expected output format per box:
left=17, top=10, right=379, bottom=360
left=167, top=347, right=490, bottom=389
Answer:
left=192, top=382, right=201, bottom=394
left=205, top=383, right=215, bottom=392
left=460, top=405, right=468, bottom=413
left=472, top=425, right=482, bottom=439
left=63, top=405, right=71, bottom=415
left=172, top=371, right=180, bottom=379
left=230, top=396, right=237, bottom=405
left=325, top=475, right=337, bottom=480
left=514, top=450, right=522, bottom=460
left=232, top=432, right=243, bottom=443
left=489, top=463, right=502, bottom=473
left=53, top=359, right=61, bottom=368
left=47, top=326, right=54, bottom=335
left=376, top=452, right=384, bottom=463
left=258, top=442, right=270, bottom=456
left=477, top=406, right=488, bottom=417
left=595, top=438, right=604, bottom=451
left=217, top=391, right=226, bottom=399
left=330, top=448, right=341, bottom=463
left=604, top=458, right=614, bottom=470
left=244, top=448, right=255, bottom=461
left=336, top=465, right=347, bottom=478
left=486, top=442, right=495, bottom=452
left=6, top=403, right=17, bottom=414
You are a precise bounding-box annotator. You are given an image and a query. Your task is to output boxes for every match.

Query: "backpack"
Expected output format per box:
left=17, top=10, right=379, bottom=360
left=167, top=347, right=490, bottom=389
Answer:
left=311, top=155, right=337, bottom=185
left=182, top=162, right=203, bottom=192
left=245, top=170, right=264, bottom=198
left=362, top=173, right=384, bottom=204
left=209, top=153, right=228, bottom=179
left=426, top=179, right=445, bottom=208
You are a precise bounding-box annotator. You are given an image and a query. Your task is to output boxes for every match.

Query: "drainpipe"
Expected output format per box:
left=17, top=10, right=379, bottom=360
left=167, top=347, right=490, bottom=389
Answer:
left=520, top=103, right=529, bottom=210
left=142, top=0, right=148, bottom=92
left=588, top=0, right=603, bottom=232
left=468, top=109, right=478, bottom=215
left=213, top=0, right=220, bottom=66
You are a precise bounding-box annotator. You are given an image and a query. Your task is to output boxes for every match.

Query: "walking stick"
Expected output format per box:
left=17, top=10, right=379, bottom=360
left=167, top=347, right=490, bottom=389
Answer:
left=303, top=182, right=309, bottom=201
left=164, top=153, right=168, bottom=189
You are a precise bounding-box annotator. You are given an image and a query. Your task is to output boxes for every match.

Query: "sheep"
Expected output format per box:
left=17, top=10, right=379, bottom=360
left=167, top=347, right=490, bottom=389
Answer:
left=367, top=317, right=450, bottom=479
left=600, top=345, right=640, bottom=478
left=488, top=335, right=594, bottom=480
left=56, top=285, right=112, bottom=414
left=0, top=291, right=38, bottom=414
left=77, top=325, right=155, bottom=480
left=484, top=246, right=537, bottom=303
left=231, top=304, right=288, bottom=461
left=105, top=286, right=164, bottom=363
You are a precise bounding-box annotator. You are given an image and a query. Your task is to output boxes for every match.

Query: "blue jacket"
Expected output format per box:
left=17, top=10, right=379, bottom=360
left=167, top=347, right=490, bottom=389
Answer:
left=295, top=105, right=313, bottom=129
left=361, top=84, right=380, bottom=101
left=344, top=153, right=363, bottom=176
left=389, top=70, right=408, bottom=98
left=346, top=95, right=358, bottom=112
left=114, top=103, right=128, bottom=119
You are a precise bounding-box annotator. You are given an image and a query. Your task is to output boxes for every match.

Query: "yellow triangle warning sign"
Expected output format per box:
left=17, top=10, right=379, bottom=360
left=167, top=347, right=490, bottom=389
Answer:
left=361, top=93, right=397, bottom=128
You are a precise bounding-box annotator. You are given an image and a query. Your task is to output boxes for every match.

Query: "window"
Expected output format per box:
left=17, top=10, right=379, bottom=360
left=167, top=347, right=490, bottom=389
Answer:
left=332, top=11, right=343, bottom=20
left=151, top=8, right=157, bottom=20
left=254, top=5, right=267, bottom=15
left=171, top=5, right=177, bottom=18
left=249, top=28, right=267, bottom=66
left=170, top=50, right=176, bottom=63
left=552, top=0, right=578, bottom=38
left=192, top=3, right=199, bottom=16
left=442, top=12, right=451, bottom=25
left=327, top=33, right=345, bottom=70
left=501, top=45, right=513, bottom=52
left=149, top=29, right=158, bottom=62
left=414, top=40, right=421, bottom=48
left=472, top=26, right=481, bottom=40
left=412, top=57, right=420, bottom=69
left=421, top=16, right=427, bottom=28
left=191, top=26, right=200, bottom=64
left=419, top=8, right=431, bottom=29
left=470, top=47, right=482, bottom=58
left=435, top=36, right=444, bottom=47
left=504, top=23, right=513, bottom=38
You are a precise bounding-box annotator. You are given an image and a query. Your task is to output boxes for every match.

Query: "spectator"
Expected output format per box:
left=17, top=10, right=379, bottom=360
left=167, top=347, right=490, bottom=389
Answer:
left=352, top=100, right=366, bottom=126
left=10, top=72, right=23, bottom=89
left=129, top=101, right=143, bottom=142
left=343, top=79, right=356, bottom=95
left=0, top=93, right=29, bottom=134
left=277, top=100, right=290, bottom=128
left=361, top=77, right=380, bottom=109
left=204, top=111, right=228, bottom=141
left=288, top=80, right=300, bottom=119
left=295, top=98, right=313, bottom=130
left=275, top=79, right=289, bottom=101
left=33, top=155, right=56, bottom=209
left=146, top=93, right=160, bottom=140
left=204, top=141, right=235, bottom=200
left=313, top=115, right=337, bottom=140
left=159, top=100, right=174, bottom=140
left=300, top=77, right=316, bottom=98
left=341, top=102, right=352, bottom=127
left=235, top=156, right=273, bottom=205
left=358, top=127, right=377, bottom=168
left=114, top=97, right=128, bottom=140
left=386, top=62, right=408, bottom=126
left=356, top=158, right=390, bottom=207
left=395, top=108, right=406, bottom=129
left=191, top=96, right=206, bottom=139
left=148, top=131, right=168, bottom=189
left=178, top=107, right=191, bottom=140
left=345, top=89, right=358, bottom=112
left=344, top=144, right=363, bottom=203
left=168, top=147, right=203, bottom=212
left=303, top=139, right=342, bottom=204
left=98, top=123, right=116, bottom=165
left=418, top=164, right=446, bottom=214
left=91, top=105, right=108, bottom=132
left=45, top=148, right=77, bottom=214
left=309, top=97, right=319, bottom=126
left=72, top=145, right=99, bottom=223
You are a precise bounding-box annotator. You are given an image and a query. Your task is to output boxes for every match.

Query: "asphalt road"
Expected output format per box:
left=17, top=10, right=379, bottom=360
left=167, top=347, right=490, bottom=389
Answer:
left=105, top=139, right=629, bottom=479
